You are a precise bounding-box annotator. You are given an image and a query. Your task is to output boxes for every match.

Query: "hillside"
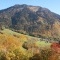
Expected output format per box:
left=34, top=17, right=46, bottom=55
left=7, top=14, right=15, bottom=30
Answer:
left=0, top=4, right=60, bottom=39
left=0, top=29, right=60, bottom=60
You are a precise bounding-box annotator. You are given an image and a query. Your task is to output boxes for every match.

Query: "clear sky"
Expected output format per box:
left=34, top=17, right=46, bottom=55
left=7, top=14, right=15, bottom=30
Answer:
left=0, top=0, right=60, bottom=15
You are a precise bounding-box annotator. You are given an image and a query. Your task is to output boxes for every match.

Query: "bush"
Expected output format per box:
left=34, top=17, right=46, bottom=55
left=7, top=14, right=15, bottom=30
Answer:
left=29, top=49, right=53, bottom=60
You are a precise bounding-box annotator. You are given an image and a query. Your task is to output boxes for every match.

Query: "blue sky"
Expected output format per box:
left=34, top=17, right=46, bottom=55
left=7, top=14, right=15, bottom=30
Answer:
left=0, top=0, right=60, bottom=15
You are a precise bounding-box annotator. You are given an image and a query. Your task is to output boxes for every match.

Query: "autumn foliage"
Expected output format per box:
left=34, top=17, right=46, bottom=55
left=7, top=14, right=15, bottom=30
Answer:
left=0, top=29, right=60, bottom=60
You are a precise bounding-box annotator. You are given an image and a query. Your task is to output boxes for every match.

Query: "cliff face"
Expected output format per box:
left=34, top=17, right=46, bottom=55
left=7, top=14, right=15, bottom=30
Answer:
left=0, top=4, right=60, bottom=38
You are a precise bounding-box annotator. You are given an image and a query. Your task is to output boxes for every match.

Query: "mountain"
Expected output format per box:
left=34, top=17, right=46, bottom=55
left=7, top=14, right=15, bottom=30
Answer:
left=0, top=4, right=60, bottom=39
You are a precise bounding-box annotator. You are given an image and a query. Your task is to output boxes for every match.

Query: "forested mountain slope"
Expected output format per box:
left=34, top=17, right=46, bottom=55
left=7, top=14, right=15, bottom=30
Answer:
left=0, top=4, right=60, bottom=39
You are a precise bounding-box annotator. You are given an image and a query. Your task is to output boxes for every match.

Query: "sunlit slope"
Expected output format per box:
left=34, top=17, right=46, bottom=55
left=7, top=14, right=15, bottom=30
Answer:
left=36, top=41, right=51, bottom=48
left=0, top=29, right=28, bottom=53
left=1, top=29, right=58, bottom=60
left=0, top=29, right=51, bottom=49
